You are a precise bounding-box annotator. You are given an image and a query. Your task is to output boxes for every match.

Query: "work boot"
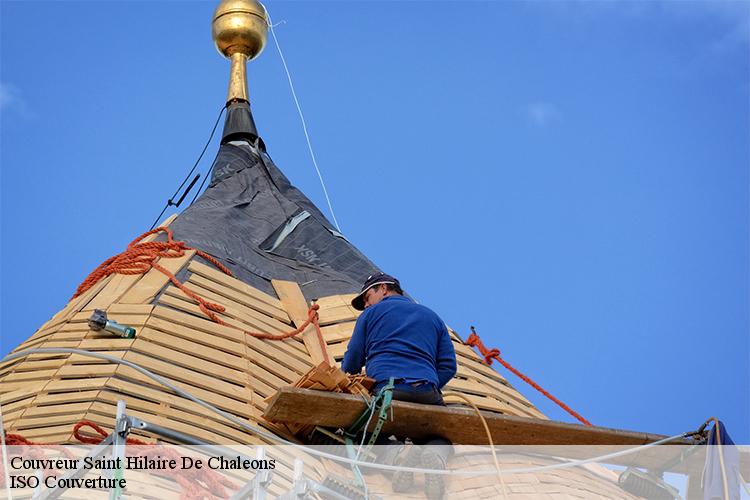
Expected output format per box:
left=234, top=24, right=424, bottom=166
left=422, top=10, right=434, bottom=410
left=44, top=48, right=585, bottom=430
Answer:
left=421, top=449, right=446, bottom=500
left=389, top=444, right=422, bottom=492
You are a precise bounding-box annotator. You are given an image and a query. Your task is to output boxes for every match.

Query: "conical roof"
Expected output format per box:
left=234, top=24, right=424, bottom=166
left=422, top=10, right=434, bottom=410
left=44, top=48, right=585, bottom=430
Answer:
left=0, top=82, right=545, bottom=447
left=170, top=101, right=379, bottom=301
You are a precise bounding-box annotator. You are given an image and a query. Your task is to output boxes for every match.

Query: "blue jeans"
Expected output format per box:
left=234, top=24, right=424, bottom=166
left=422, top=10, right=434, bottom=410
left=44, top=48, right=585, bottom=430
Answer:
left=374, top=381, right=452, bottom=449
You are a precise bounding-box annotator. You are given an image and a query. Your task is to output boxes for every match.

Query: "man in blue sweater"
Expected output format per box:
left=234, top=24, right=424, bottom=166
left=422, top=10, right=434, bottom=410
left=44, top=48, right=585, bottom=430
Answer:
left=342, top=272, right=457, bottom=498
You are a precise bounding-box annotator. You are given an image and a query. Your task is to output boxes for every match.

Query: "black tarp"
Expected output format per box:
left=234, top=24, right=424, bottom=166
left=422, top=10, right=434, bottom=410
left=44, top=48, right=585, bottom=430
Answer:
left=169, top=102, right=380, bottom=301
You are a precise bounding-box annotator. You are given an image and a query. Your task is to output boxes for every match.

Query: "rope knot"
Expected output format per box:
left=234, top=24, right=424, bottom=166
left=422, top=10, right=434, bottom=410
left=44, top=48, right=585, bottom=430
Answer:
left=307, top=303, right=320, bottom=322
left=484, top=348, right=501, bottom=365
left=466, top=331, right=482, bottom=347
left=466, top=328, right=498, bottom=363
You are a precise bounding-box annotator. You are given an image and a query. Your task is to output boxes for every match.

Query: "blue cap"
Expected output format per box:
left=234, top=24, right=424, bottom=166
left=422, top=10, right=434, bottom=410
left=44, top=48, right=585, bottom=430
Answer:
left=351, top=272, right=400, bottom=310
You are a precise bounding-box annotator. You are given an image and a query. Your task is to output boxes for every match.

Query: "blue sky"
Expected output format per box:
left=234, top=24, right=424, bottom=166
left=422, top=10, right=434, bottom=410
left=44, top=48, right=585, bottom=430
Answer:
left=2, top=1, right=748, bottom=443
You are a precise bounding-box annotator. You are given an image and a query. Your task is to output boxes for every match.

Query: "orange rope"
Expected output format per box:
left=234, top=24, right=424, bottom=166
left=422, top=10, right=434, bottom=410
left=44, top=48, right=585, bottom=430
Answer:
left=73, top=226, right=231, bottom=299
left=465, top=327, right=593, bottom=427
left=73, top=420, right=147, bottom=445
left=1, top=432, right=75, bottom=487
left=73, top=226, right=327, bottom=345
left=71, top=421, right=237, bottom=499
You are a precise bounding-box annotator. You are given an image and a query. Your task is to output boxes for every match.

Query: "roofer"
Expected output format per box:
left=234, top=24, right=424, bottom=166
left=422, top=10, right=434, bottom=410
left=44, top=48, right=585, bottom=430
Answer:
left=342, top=272, right=457, bottom=499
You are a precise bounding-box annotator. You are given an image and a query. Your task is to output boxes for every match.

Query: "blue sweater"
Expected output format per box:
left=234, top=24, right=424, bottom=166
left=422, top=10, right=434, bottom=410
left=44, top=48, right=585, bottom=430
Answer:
left=341, top=296, right=457, bottom=389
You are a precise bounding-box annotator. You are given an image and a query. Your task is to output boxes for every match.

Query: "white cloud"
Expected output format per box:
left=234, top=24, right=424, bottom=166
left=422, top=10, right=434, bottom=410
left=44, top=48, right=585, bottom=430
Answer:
left=0, top=82, right=31, bottom=118
left=525, top=101, right=563, bottom=128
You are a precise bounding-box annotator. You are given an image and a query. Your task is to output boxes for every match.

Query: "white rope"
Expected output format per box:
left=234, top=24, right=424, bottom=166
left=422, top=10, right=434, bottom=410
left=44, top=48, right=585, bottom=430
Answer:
left=2, top=347, right=695, bottom=478
left=262, top=4, right=343, bottom=233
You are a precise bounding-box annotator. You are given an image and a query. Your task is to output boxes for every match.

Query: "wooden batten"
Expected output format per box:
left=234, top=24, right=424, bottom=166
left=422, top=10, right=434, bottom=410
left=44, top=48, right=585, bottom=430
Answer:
left=272, top=280, right=332, bottom=365
left=263, top=387, right=676, bottom=447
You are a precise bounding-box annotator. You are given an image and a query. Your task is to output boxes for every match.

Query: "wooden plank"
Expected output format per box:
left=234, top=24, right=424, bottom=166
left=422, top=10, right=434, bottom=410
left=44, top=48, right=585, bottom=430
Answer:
left=1, top=358, right=64, bottom=374
left=320, top=321, right=355, bottom=343
left=150, top=303, right=311, bottom=376
left=272, top=280, right=332, bottom=365
left=57, top=364, right=118, bottom=378
left=14, top=412, right=88, bottom=431
left=109, top=366, right=260, bottom=420
left=313, top=293, right=357, bottom=310
left=44, top=378, right=109, bottom=393
left=35, top=390, right=101, bottom=406
left=120, top=249, right=197, bottom=305
left=264, top=387, right=686, bottom=446
left=159, top=285, right=307, bottom=357
left=2, top=369, right=59, bottom=383
left=456, top=353, right=508, bottom=383
left=0, top=387, right=38, bottom=405
left=98, top=379, right=285, bottom=442
left=138, top=323, right=291, bottom=389
left=56, top=322, right=93, bottom=333
left=188, top=261, right=284, bottom=310
left=188, top=273, right=289, bottom=324
left=108, top=304, right=155, bottom=315
left=23, top=402, right=93, bottom=418
left=77, top=338, right=135, bottom=351
left=84, top=273, right=143, bottom=311
left=13, top=424, right=76, bottom=442
left=327, top=341, right=349, bottom=359
left=166, top=283, right=286, bottom=334
left=137, top=325, right=243, bottom=370
left=55, top=273, right=115, bottom=323
left=130, top=334, right=274, bottom=393
left=67, top=352, right=124, bottom=365
left=12, top=335, right=63, bottom=353
left=442, top=390, right=542, bottom=418
left=120, top=351, right=249, bottom=402
left=128, top=341, right=274, bottom=405
left=0, top=380, right=49, bottom=394
left=102, top=378, right=253, bottom=421
left=445, top=377, right=542, bottom=417
left=149, top=302, right=309, bottom=375
left=18, top=324, right=60, bottom=344
left=43, top=330, right=91, bottom=341
left=87, top=400, right=265, bottom=446
left=1, top=397, right=36, bottom=415
left=449, top=370, right=534, bottom=408
left=21, top=353, right=69, bottom=362
left=317, top=304, right=359, bottom=326
left=148, top=309, right=245, bottom=355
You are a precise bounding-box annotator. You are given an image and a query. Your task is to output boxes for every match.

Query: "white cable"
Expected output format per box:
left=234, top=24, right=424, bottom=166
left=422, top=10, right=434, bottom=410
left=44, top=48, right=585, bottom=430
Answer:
left=262, top=5, right=343, bottom=233
left=1, top=348, right=692, bottom=477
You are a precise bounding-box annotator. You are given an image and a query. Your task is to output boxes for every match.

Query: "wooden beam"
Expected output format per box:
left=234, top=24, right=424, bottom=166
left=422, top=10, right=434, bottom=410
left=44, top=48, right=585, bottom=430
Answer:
left=263, top=387, right=688, bottom=447
left=272, top=280, right=332, bottom=366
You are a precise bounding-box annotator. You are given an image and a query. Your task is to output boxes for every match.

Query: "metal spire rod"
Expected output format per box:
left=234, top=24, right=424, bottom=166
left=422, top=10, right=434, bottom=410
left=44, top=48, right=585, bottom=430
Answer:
left=211, top=0, right=269, bottom=104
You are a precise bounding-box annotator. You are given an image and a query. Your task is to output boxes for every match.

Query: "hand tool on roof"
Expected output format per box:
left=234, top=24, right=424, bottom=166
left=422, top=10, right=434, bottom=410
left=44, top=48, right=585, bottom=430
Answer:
left=88, top=309, right=136, bottom=339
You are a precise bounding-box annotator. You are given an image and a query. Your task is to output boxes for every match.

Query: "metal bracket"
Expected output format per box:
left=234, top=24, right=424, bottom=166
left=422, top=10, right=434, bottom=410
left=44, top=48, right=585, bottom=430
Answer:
left=228, top=446, right=274, bottom=500
left=275, top=459, right=354, bottom=500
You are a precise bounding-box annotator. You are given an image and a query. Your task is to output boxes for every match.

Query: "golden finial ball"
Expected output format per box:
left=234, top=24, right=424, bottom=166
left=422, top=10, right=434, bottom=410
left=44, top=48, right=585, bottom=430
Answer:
left=212, top=0, right=268, bottom=60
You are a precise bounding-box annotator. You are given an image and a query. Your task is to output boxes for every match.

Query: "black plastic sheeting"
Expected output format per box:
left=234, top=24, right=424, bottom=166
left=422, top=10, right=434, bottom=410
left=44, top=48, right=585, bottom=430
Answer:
left=169, top=103, right=380, bottom=301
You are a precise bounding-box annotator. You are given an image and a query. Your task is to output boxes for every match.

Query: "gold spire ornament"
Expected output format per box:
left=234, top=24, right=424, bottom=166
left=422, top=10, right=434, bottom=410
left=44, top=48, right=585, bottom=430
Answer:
left=212, top=0, right=269, bottom=104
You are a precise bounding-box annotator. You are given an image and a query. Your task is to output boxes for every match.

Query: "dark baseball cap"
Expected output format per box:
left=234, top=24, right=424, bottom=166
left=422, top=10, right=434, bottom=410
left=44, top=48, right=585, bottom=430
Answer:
left=351, top=272, right=400, bottom=311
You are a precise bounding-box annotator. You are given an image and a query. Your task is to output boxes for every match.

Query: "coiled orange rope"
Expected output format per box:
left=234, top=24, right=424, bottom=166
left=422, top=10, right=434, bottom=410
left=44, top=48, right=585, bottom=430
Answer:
left=466, top=327, right=593, bottom=427
left=73, top=226, right=324, bottom=342
left=0, top=433, right=74, bottom=487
